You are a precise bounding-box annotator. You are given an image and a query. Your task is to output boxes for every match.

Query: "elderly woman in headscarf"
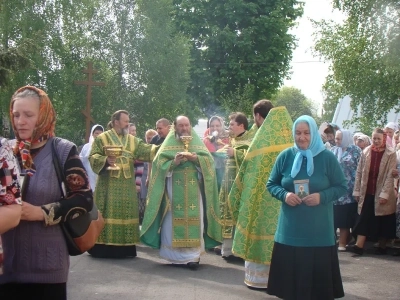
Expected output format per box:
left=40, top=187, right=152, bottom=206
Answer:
left=80, top=124, right=104, bottom=191
left=331, top=130, right=361, bottom=251
left=384, top=121, right=398, bottom=149
left=0, top=86, right=93, bottom=299
left=319, top=122, right=339, bottom=150
left=353, top=132, right=363, bottom=144
left=352, top=128, right=397, bottom=255
left=355, top=134, right=371, bottom=151
left=267, top=115, right=347, bottom=300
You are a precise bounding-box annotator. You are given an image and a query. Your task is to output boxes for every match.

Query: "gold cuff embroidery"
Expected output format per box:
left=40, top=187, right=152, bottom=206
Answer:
left=43, top=206, right=62, bottom=226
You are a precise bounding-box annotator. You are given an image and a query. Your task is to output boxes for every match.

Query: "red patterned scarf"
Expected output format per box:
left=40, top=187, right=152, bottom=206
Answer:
left=10, top=86, right=56, bottom=176
left=371, top=132, right=387, bottom=153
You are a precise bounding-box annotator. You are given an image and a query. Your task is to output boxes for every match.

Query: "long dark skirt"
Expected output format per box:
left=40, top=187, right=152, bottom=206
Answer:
left=0, top=282, right=66, bottom=300
left=353, top=194, right=396, bottom=240
left=334, top=202, right=358, bottom=229
left=88, top=244, right=137, bottom=258
left=267, top=242, right=344, bottom=300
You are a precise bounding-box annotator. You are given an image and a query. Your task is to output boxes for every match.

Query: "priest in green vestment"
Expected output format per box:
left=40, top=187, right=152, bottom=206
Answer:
left=229, top=106, right=293, bottom=288
left=88, top=110, right=157, bottom=258
left=219, top=112, right=257, bottom=259
left=140, top=116, right=222, bottom=270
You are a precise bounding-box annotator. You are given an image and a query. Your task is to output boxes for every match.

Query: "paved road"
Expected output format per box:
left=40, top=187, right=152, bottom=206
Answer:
left=68, top=244, right=400, bottom=300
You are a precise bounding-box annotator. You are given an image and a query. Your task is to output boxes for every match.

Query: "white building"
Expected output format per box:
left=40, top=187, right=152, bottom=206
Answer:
left=332, top=96, right=400, bottom=132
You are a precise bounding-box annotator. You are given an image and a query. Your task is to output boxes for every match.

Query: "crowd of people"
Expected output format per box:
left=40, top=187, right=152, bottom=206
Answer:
left=1, top=85, right=400, bottom=299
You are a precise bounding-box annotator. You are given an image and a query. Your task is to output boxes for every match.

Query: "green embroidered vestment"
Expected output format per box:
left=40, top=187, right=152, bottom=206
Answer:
left=89, top=129, right=156, bottom=245
left=228, top=107, right=293, bottom=264
left=140, top=130, right=222, bottom=249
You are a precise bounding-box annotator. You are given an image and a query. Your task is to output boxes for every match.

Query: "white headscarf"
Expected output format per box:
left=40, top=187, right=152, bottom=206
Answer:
left=89, top=124, right=104, bottom=144
left=385, top=122, right=398, bottom=131
left=80, top=124, right=104, bottom=192
left=385, top=122, right=398, bottom=148
left=332, top=130, right=353, bottom=162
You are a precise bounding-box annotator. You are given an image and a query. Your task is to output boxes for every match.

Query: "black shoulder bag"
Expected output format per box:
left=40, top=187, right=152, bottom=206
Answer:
left=52, top=138, right=104, bottom=256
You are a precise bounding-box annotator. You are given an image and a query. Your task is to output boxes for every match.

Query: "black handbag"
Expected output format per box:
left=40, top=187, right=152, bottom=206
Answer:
left=52, top=138, right=104, bottom=256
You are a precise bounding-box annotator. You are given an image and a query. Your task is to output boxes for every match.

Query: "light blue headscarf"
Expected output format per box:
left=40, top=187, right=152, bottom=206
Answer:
left=291, top=115, right=326, bottom=178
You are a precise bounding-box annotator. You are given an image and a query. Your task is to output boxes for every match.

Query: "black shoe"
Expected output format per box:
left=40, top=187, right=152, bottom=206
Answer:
left=187, top=262, right=200, bottom=270
left=214, top=247, right=222, bottom=255
left=247, top=286, right=268, bottom=292
left=223, top=255, right=244, bottom=262
left=351, top=245, right=364, bottom=255
left=374, top=247, right=387, bottom=255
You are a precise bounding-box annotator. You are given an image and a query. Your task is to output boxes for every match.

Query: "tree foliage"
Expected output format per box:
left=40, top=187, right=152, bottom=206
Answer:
left=271, top=86, right=316, bottom=121
left=313, top=0, right=400, bottom=129
left=0, top=0, right=191, bottom=143
left=0, top=0, right=304, bottom=142
left=219, top=84, right=257, bottom=118
left=173, top=0, right=304, bottom=117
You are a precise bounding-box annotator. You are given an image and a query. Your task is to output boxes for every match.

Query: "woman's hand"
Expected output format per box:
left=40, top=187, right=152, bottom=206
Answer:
left=285, top=192, right=302, bottom=206
left=354, top=196, right=360, bottom=202
left=378, top=198, right=388, bottom=205
left=302, top=193, right=320, bottom=206
left=21, top=202, right=44, bottom=221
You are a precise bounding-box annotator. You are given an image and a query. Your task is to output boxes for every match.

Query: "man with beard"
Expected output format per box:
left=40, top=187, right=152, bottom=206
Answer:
left=229, top=105, right=293, bottom=289
left=89, top=110, right=157, bottom=258
left=141, top=116, right=222, bottom=270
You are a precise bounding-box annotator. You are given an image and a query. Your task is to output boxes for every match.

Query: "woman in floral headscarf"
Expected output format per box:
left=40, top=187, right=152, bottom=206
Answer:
left=352, top=128, right=397, bottom=255
left=202, top=116, right=229, bottom=191
left=0, top=86, right=93, bottom=299
left=331, top=130, right=361, bottom=251
left=202, top=116, right=229, bottom=152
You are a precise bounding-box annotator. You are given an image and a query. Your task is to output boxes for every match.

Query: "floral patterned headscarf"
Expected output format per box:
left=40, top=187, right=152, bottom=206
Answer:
left=10, top=86, right=56, bottom=176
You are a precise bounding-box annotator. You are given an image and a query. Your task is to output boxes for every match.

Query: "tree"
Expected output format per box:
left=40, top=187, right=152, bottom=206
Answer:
left=0, top=0, right=192, bottom=143
left=271, top=86, right=315, bottom=121
left=313, top=0, right=400, bottom=130
left=320, top=75, right=340, bottom=123
left=219, top=84, right=257, bottom=118
left=133, top=0, right=192, bottom=130
left=173, top=0, right=304, bottom=117
left=0, top=46, right=30, bottom=88
left=0, top=0, right=101, bottom=143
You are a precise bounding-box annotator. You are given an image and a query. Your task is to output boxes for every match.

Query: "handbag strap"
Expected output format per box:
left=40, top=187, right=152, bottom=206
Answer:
left=51, top=137, right=66, bottom=199
left=20, top=172, right=30, bottom=202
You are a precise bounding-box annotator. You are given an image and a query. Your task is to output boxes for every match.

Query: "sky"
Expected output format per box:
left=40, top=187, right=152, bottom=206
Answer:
left=283, top=0, right=344, bottom=111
